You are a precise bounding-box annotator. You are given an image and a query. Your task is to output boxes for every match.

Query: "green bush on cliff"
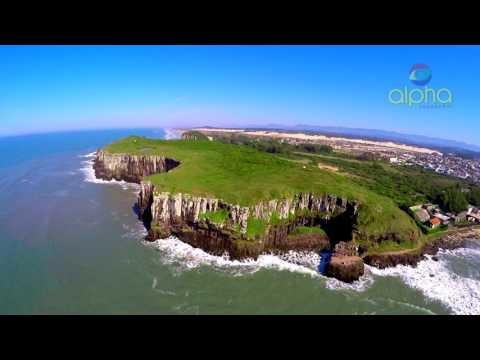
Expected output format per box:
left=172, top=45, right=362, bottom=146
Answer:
left=246, top=217, right=267, bottom=239
left=269, top=211, right=281, bottom=225
left=200, top=208, right=229, bottom=225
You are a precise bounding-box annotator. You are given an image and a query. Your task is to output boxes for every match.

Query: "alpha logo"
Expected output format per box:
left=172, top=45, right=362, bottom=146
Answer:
left=409, top=64, right=432, bottom=86
left=388, top=64, right=452, bottom=107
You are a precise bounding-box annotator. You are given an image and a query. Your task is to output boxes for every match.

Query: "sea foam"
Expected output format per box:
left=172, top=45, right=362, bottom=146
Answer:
left=143, top=236, right=374, bottom=291
left=369, top=247, right=480, bottom=315
left=79, top=152, right=139, bottom=190
left=144, top=235, right=480, bottom=314
left=164, top=129, right=182, bottom=140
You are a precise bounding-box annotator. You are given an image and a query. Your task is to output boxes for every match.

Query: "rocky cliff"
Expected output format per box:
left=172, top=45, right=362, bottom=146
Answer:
left=93, top=150, right=180, bottom=183
left=92, top=149, right=477, bottom=282
left=138, top=180, right=359, bottom=259
left=94, top=150, right=362, bottom=281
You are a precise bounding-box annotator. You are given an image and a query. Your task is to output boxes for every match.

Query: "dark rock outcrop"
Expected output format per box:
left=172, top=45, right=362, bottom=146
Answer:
left=363, top=251, right=422, bottom=268
left=363, top=227, right=479, bottom=269
left=269, top=232, right=331, bottom=253
left=334, top=241, right=359, bottom=256
left=325, top=255, right=364, bottom=283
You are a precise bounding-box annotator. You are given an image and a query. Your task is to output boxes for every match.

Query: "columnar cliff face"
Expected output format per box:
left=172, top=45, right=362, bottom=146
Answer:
left=93, top=150, right=180, bottom=183
left=138, top=181, right=359, bottom=259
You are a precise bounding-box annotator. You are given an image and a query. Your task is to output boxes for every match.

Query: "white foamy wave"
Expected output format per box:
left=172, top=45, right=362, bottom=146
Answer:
left=369, top=249, right=480, bottom=315
left=276, top=250, right=374, bottom=291
left=325, top=269, right=376, bottom=292
left=383, top=298, right=437, bottom=315
left=452, top=246, right=480, bottom=258
left=79, top=156, right=139, bottom=190
left=144, top=236, right=373, bottom=291
left=78, top=151, right=97, bottom=158
left=164, top=129, right=182, bottom=140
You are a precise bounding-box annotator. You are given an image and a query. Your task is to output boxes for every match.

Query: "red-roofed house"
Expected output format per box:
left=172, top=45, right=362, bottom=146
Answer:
left=429, top=217, right=441, bottom=229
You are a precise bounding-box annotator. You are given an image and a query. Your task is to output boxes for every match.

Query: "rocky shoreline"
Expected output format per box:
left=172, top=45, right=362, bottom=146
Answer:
left=363, top=226, right=480, bottom=269
left=92, top=149, right=478, bottom=283
left=94, top=150, right=366, bottom=282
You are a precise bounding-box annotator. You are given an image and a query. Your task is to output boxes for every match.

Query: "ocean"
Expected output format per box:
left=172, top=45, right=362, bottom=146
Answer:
left=0, top=128, right=479, bottom=315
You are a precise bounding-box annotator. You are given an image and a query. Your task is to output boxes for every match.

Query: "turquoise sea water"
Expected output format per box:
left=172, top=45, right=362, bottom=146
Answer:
left=0, top=129, right=479, bottom=315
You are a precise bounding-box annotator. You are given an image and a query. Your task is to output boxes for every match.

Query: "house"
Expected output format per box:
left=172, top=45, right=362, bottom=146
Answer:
left=467, top=213, right=480, bottom=223
left=414, top=208, right=430, bottom=223
left=429, top=217, right=441, bottom=229
left=434, top=213, right=451, bottom=225
left=455, top=211, right=468, bottom=223
left=425, top=204, right=439, bottom=213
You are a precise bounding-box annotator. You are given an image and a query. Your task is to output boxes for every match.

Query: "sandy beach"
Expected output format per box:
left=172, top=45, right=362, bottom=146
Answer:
left=193, top=128, right=442, bottom=155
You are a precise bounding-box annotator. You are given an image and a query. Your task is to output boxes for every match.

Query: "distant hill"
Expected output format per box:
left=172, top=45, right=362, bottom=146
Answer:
left=239, top=123, right=480, bottom=158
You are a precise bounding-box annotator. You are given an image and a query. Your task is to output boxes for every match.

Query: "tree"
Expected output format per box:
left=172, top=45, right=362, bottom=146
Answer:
left=438, top=185, right=469, bottom=213
left=469, top=186, right=480, bottom=207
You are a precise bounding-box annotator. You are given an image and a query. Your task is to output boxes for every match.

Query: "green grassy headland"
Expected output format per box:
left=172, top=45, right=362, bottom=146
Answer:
left=103, top=135, right=421, bottom=245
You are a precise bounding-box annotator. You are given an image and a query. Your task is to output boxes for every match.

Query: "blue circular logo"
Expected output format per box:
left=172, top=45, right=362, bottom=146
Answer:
left=409, top=64, right=432, bottom=86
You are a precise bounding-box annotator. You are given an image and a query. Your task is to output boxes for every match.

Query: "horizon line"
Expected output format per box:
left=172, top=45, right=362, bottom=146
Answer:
left=1, top=124, right=479, bottom=150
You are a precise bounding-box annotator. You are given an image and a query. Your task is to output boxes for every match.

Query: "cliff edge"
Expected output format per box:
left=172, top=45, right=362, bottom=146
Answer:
left=93, top=135, right=427, bottom=282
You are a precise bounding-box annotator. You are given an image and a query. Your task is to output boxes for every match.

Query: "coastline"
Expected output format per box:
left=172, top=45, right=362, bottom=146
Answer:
left=191, top=127, right=442, bottom=155
left=363, top=226, right=480, bottom=268
left=90, top=137, right=479, bottom=283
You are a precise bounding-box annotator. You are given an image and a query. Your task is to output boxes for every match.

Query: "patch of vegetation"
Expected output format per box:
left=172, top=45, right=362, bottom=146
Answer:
left=246, top=217, right=267, bottom=239
left=211, top=134, right=471, bottom=212
left=369, top=239, right=417, bottom=252
left=269, top=211, right=281, bottom=225
left=291, top=226, right=326, bottom=236
left=200, top=208, right=229, bottom=224
left=213, top=134, right=333, bottom=155
left=297, top=151, right=466, bottom=209
left=468, top=186, right=480, bottom=207
left=436, top=185, right=469, bottom=213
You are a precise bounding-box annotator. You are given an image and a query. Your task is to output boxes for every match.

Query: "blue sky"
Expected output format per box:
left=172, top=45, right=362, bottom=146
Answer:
left=0, top=45, right=478, bottom=145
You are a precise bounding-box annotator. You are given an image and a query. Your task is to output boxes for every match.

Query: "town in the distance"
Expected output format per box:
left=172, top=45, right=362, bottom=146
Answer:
left=183, top=126, right=480, bottom=230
